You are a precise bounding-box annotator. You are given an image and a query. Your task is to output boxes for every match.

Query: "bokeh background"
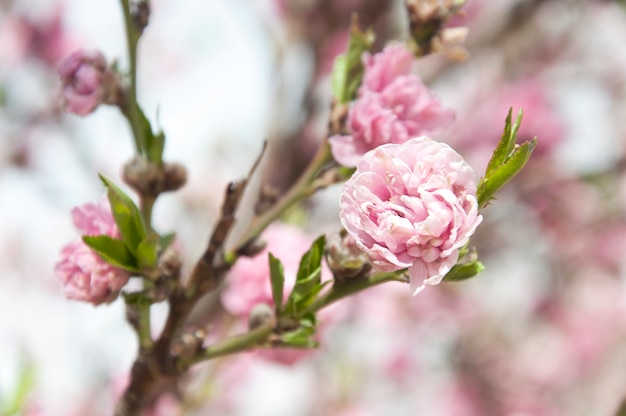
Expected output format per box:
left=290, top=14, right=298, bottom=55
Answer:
left=2, top=0, right=626, bottom=415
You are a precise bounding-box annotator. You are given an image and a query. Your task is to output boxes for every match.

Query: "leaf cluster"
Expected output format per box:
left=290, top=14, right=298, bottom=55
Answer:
left=477, top=108, right=537, bottom=208
left=267, top=235, right=327, bottom=348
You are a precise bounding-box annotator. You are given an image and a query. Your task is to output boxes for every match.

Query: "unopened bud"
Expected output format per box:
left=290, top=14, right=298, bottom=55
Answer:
left=158, top=246, right=182, bottom=280
left=122, top=156, right=159, bottom=194
left=57, top=49, right=125, bottom=116
left=248, top=303, right=275, bottom=330
left=162, top=162, right=187, bottom=192
left=132, top=1, right=150, bottom=34
left=122, top=158, right=187, bottom=196
left=170, top=328, right=206, bottom=359
left=326, top=229, right=371, bottom=281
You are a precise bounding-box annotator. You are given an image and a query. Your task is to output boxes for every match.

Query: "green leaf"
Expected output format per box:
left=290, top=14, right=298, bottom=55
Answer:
left=477, top=138, right=536, bottom=208
left=83, top=235, right=139, bottom=272
left=148, top=130, right=165, bottom=166
left=99, top=174, right=147, bottom=252
left=477, top=108, right=537, bottom=208
left=484, top=108, right=522, bottom=177
left=136, top=234, right=159, bottom=270
left=136, top=105, right=166, bottom=165
left=280, top=318, right=318, bottom=348
left=294, top=281, right=330, bottom=313
left=268, top=253, right=285, bottom=314
left=331, top=20, right=375, bottom=103
left=285, top=236, right=326, bottom=317
left=443, top=260, right=485, bottom=282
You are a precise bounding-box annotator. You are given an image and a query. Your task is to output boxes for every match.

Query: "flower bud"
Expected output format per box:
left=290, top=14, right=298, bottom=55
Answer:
left=170, top=329, right=206, bottom=359
left=162, top=162, right=187, bottom=192
left=157, top=246, right=182, bottom=281
left=326, top=230, right=371, bottom=281
left=248, top=303, right=275, bottom=330
left=122, top=157, right=187, bottom=196
left=57, top=49, right=124, bottom=116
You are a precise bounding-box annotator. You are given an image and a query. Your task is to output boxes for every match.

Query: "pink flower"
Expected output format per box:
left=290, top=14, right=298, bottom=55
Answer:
left=55, top=198, right=130, bottom=305
left=361, top=44, right=415, bottom=93
left=340, top=137, right=482, bottom=295
left=57, top=49, right=122, bottom=116
left=330, top=45, right=455, bottom=166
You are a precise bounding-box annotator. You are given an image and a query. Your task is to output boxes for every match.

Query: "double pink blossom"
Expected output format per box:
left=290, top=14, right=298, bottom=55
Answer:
left=330, top=44, right=455, bottom=167
left=340, top=137, right=482, bottom=295
left=57, top=49, right=122, bottom=116
left=55, top=198, right=130, bottom=305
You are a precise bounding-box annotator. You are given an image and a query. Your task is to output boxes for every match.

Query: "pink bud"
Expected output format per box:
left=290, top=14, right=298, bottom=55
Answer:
left=57, top=49, right=121, bottom=116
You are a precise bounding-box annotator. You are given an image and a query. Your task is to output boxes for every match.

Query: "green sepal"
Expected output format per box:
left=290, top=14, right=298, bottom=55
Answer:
left=331, top=21, right=375, bottom=104
left=99, top=173, right=147, bottom=253
left=477, top=108, right=537, bottom=208
left=443, top=260, right=485, bottom=282
left=268, top=253, right=285, bottom=315
left=82, top=235, right=139, bottom=272
left=136, top=233, right=160, bottom=270
left=285, top=235, right=326, bottom=317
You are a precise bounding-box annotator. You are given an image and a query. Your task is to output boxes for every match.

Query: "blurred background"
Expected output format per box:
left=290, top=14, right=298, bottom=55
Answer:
left=1, top=0, right=626, bottom=415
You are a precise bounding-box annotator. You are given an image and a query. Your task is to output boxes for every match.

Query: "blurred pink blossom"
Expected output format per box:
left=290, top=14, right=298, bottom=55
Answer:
left=57, top=49, right=121, bottom=116
left=54, top=198, right=130, bottom=305
left=340, top=137, right=482, bottom=295
left=330, top=45, right=454, bottom=166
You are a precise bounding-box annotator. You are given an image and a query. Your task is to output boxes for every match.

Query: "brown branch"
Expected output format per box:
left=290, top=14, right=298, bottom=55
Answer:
left=114, top=142, right=267, bottom=415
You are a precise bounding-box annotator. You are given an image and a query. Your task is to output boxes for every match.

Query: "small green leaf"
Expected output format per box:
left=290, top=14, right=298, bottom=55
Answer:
left=294, top=281, right=330, bottom=313
left=443, top=260, right=485, bottom=282
left=485, top=108, right=523, bottom=177
left=148, top=131, right=165, bottom=166
left=83, top=235, right=139, bottom=272
left=136, top=234, right=159, bottom=270
left=99, top=174, right=147, bottom=252
left=268, top=253, right=285, bottom=314
left=477, top=138, right=537, bottom=207
left=285, top=236, right=326, bottom=317
left=331, top=20, right=375, bottom=103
